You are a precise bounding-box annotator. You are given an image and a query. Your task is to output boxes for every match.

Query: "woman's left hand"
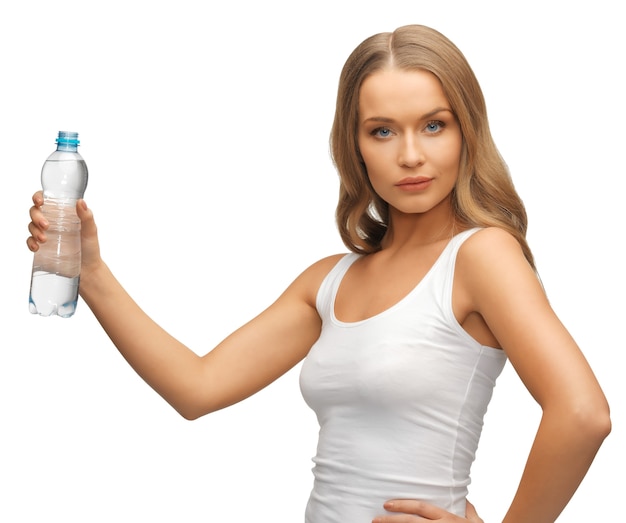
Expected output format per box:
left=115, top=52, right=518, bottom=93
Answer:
left=372, top=499, right=483, bottom=522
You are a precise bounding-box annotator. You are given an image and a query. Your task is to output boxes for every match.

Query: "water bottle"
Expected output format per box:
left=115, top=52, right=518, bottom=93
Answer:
left=29, top=131, right=88, bottom=318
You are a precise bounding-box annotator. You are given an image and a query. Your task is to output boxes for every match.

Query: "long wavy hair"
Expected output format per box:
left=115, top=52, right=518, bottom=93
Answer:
left=331, top=24, right=535, bottom=270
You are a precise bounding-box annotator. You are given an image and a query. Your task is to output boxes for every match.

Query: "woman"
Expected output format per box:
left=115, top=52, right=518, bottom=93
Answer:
left=26, top=25, right=610, bottom=522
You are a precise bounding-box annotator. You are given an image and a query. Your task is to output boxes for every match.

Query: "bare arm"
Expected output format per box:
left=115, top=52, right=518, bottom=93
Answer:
left=458, top=228, right=611, bottom=522
left=28, top=193, right=337, bottom=420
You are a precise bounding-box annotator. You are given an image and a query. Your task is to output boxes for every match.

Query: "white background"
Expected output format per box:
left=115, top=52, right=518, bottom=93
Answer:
left=1, top=1, right=623, bottom=521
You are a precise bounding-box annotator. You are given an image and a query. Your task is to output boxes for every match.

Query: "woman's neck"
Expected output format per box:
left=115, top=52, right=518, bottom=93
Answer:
left=381, top=204, right=459, bottom=251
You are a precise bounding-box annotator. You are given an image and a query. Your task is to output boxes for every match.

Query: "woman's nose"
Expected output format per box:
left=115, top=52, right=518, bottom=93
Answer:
left=398, top=135, right=424, bottom=168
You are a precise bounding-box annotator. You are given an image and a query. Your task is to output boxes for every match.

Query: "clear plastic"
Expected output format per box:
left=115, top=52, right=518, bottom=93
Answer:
left=29, top=132, right=88, bottom=317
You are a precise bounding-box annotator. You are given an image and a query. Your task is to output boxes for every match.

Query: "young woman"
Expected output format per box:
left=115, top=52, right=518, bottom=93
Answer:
left=26, top=25, right=610, bottom=522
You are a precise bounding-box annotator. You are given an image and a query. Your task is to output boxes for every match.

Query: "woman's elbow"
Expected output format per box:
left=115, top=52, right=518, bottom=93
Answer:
left=178, top=408, right=204, bottom=421
left=170, top=395, right=217, bottom=421
left=176, top=401, right=217, bottom=421
left=575, top=397, right=612, bottom=446
left=590, top=404, right=612, bottom=442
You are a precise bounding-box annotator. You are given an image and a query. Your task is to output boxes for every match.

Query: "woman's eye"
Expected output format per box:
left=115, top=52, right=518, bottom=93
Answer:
left=425, top=120, right=445, bottom=133
left=372, top=127, right=392, bottom=138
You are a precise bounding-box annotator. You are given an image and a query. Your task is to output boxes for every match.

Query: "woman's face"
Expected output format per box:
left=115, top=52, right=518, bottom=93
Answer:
left=357, top=68, right=462, bottom=217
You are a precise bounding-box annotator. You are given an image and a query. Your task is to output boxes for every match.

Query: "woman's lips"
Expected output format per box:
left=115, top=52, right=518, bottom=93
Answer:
left=396, top=176, right=433, bottom=191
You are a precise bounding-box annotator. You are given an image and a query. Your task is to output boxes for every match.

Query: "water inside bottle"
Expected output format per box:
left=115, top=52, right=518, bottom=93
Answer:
left=29, top=272, right=79, bottom=317
left=29, top=199, right=82, bottom=317
left=41, top=157, right=88, bottom=199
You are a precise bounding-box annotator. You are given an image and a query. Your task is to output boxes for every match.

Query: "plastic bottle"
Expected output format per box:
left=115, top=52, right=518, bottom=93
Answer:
left=29, top=131, right=89, bottom=318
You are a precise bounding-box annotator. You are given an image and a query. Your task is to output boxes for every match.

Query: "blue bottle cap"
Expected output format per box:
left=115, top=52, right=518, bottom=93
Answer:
left=56, top=131, right=80, bottom=146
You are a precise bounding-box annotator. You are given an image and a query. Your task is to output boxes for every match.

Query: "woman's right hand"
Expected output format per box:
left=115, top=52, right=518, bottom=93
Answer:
left=26, top=190, right=104, bottom=278
left=372, top=499, right=483, bottom=523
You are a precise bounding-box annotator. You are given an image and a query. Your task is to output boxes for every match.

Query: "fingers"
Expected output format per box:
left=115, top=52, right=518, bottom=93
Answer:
left=27, top=222, right=44, bottom=250
left=373, top=499, right=475, bottom=522
left=465, top=500, right=483, bottom=523
left=32, top=190, right=43, bottom=206
left=29, top=198, right=47, bottom=229
left=373, top=499, right=442, bottom=522
left=76, top=198, right=92, bottom=224
left=26, top=195, right=96, bottom=254
left=27, top=192, right=47, bottom=252
left=386, top=499, right=440, bottom=518
left=75, top=199, right=103, bottom=272
left=76, top=199, right=98, bottom=240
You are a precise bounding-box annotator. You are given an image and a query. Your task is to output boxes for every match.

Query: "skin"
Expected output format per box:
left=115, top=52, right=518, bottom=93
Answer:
left=27, top=68, right=610, bottom=522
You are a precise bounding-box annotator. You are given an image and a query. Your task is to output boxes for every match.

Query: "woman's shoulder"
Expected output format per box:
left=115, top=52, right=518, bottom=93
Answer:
left=452, top=228, right=543, bottom=331
left=286, top=253, right=352, bottom=306
left=456, top=226, right=538, bottom=295
left=459, top=227, right=525, bottom=263
left=300, top=253, right=353, bottom=281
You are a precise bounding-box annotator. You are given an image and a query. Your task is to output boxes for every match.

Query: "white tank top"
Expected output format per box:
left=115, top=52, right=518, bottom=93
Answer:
left=299, top=228, right=507, bottom=522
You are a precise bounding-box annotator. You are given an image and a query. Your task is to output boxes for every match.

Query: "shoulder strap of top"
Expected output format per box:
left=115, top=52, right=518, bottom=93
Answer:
left=450, top=227, right=482, bottom=250
left=439, top=227, right=482, bottom=324
left=315, top=253, right=360, bottom=319
left=441, top=227, right=483, bottom=281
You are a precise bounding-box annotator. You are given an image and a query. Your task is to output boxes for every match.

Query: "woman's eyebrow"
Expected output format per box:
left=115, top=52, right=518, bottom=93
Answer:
left=361, top=107, right=453, bottom=125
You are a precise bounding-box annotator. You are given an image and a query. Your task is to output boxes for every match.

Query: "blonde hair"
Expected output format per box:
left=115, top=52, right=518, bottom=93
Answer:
left=331, top=24, right=535, bottom=270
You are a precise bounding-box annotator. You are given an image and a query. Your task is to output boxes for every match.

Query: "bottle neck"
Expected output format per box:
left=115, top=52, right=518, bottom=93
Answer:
left=56, top=143, right=78, bottom=152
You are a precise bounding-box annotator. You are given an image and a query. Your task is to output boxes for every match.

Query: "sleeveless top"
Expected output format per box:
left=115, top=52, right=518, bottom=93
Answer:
left=299, top=228, right=507, bottom=522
